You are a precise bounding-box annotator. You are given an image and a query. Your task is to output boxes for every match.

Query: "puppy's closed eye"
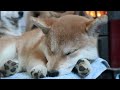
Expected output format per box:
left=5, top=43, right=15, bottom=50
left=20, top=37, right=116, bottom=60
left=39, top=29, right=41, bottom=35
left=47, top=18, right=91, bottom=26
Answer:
left=65, top=49, right=78, bottom=56
left=65, top=52, right=72, bottom=56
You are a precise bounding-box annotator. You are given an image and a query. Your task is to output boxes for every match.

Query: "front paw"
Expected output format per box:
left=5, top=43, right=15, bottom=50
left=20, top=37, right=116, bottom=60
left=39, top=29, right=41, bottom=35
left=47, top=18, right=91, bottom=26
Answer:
left=30, top=65, right=47, bottom=79
left=4, top=60, right=19, bottom=77
left=73, top=59, right=92, bottom=78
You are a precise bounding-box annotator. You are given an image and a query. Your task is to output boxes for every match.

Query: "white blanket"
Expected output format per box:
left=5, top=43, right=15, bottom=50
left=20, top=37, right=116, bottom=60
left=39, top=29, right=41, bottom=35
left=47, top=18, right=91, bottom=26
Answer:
left=1, top=58, right=110, bottom=79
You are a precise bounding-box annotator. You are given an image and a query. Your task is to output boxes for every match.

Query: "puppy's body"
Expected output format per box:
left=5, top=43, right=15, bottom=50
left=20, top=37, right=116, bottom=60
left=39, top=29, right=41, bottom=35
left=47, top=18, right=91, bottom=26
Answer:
left=0, top=15, right=107, bottom=78
left=0, top=29, right=47, bottom=76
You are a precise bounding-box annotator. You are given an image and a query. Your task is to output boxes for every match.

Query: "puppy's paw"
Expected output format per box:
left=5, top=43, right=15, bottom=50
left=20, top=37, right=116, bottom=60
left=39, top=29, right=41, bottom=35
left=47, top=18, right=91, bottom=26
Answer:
left=30, top=65, right=47, bottom=79
left=73, top=59, right=91, bottom=78
left=4, top=60, right=19, bottom=76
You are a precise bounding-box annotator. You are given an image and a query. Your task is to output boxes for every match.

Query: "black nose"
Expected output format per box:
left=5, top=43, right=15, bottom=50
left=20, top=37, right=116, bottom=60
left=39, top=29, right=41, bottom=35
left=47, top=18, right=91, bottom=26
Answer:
left=18, top=11, right=24, bottom=19
left=47, top=70, right=59, bottom=77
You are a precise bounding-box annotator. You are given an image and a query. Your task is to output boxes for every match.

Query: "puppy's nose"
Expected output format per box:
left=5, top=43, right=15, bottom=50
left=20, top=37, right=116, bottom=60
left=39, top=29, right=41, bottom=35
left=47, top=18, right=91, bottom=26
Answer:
left=47, top=70, right=59, bottom=77
left=18, top=11, right=24, bottom=19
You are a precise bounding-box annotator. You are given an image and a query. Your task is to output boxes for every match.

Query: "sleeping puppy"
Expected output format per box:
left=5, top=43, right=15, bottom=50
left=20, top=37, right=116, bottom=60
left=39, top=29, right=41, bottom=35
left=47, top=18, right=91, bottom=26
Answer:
left=0, top=15, right=107, bottom=79
left=0, top=11, right=31, bottom=36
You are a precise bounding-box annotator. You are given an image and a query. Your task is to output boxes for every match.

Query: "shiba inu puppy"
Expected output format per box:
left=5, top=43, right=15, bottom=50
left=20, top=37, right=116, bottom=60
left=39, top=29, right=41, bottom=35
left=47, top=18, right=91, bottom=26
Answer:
left=0, top=15, right=108, bottom=78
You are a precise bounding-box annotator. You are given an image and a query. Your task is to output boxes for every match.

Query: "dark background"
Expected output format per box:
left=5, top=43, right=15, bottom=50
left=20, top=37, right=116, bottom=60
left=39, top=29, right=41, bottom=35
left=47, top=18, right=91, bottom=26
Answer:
left=108, top=11, right=120, bottom=68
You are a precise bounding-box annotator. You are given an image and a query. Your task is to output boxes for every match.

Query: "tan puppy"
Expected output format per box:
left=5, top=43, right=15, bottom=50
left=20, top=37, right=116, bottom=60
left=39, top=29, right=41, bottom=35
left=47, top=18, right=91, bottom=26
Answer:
left=0, top=15, right=108, bottom=78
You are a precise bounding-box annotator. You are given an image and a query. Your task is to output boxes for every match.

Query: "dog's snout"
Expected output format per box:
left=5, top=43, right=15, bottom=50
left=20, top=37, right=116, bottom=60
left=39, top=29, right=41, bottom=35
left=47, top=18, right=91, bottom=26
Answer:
left=18, top=11, right=24, bottom=19
left=47, top=70, right=59, bottom=77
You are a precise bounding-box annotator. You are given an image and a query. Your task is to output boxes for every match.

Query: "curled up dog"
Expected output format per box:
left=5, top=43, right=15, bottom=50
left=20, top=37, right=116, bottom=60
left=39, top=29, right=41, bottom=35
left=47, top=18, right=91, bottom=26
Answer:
left=0, top=14, right=108, bottom=79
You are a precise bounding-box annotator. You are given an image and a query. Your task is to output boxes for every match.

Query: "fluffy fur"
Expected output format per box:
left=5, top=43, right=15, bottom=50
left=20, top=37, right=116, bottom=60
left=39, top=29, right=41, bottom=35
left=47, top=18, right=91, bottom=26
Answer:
left=0, top=15, right=108, bottom=78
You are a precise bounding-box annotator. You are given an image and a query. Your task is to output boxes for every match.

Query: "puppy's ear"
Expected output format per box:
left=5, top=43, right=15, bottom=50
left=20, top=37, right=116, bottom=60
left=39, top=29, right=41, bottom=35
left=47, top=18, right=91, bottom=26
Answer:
left=31, top=17, right=57, bottom=34
left=31, top=17, right=55, bottom=34
left=86, top=15, right=108, bottom=37
left=31, top=17, right=50, bottom=34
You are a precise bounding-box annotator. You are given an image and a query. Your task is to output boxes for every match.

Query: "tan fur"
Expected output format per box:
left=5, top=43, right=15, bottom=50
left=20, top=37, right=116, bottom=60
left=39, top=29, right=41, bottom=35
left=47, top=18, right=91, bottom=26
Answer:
left=39, top=15, right=97, bottom=72
left=31, top=11, right=75, bottom=18
left=0, top=15, right=107, bottom=77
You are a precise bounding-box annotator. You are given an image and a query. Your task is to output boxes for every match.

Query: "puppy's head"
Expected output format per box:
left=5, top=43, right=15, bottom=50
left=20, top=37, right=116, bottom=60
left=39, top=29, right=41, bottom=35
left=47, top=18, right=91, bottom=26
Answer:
left=32, top=15, right=108, bottom=76
left=0, top=11, right=30, bottom=36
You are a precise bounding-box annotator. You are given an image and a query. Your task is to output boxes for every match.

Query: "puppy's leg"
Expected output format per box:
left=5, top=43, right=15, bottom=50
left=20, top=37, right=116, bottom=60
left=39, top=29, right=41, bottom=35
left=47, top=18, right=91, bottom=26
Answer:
left=72, top=59, right=92, bottom=78
left=26, top=57, right=47, bottom=79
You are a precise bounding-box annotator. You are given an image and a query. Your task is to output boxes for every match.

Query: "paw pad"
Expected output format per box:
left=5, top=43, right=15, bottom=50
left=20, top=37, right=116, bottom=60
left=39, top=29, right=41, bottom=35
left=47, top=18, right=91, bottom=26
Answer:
left=31, top=69, right=45, bottom=79
left=74, top=59, right=91, bottom=78
left=79, top=66, right=86, bottom=71
left=4, top=60, right=19, bottom=76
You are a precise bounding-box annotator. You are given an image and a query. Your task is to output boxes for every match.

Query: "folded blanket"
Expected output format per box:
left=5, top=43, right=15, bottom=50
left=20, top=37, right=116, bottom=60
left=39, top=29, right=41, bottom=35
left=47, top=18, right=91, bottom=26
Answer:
left=1, top=58, right=110, bottom=79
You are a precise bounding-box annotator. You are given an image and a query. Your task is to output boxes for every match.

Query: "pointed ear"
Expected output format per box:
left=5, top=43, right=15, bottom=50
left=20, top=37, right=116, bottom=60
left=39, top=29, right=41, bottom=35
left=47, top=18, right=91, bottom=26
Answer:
left=86, top=15, right=108, bottom=37
left=31, top=17, right=50, bottom=34
left=31, top=17, right=57, bottom=34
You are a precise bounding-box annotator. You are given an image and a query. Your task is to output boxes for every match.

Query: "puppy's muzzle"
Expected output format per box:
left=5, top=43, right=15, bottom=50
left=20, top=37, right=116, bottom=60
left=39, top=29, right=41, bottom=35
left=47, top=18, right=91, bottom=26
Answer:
left=47, top=70, right=59, bottom=77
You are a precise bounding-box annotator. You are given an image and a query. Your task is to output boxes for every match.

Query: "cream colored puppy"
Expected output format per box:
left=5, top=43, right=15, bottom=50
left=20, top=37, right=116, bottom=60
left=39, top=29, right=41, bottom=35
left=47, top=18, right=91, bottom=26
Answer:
left=0, top=15, right=107, bottom=78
